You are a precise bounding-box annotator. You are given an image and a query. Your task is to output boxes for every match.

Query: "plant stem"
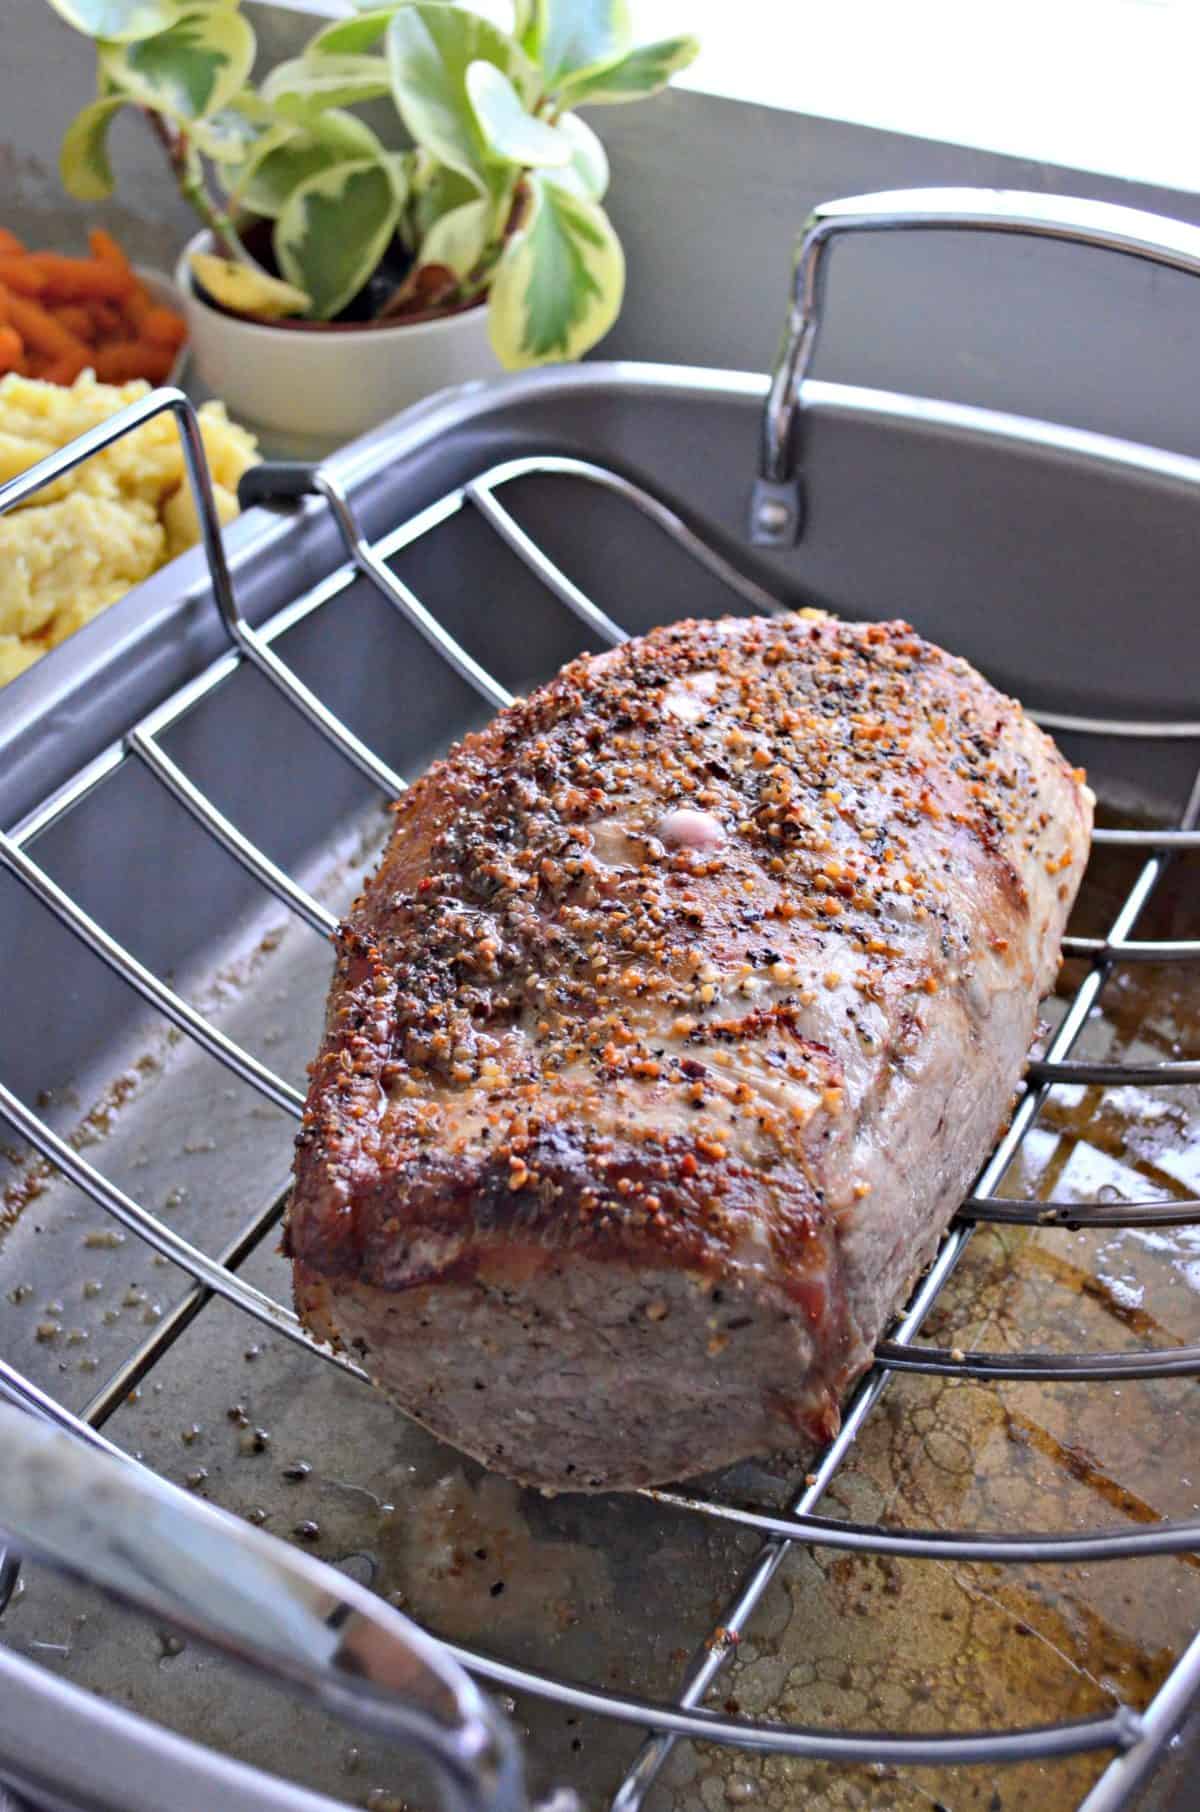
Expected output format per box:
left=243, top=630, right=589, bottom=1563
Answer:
left=179, top=155, right=248, bottom=263
left=458, top=175, right=530, bottom=300
left=142, top=107, right=248, bottom=264
left=377, top=174, right=529, bottom=320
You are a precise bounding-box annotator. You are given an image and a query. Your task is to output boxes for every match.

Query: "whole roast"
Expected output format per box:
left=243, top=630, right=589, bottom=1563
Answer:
left=288, top=614, right=1092, bottom=1491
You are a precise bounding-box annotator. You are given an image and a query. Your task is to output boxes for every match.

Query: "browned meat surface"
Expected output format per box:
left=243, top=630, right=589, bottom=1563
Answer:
left=288, top=614, right=1092, bottom=1491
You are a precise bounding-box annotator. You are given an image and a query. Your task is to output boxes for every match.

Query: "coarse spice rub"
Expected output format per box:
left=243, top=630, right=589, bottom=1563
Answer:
left=289, top=613, right=1093, bottom=1491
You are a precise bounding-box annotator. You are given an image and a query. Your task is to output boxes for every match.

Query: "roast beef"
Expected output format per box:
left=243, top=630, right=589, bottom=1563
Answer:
left=288, top=614, right=1092, bottom=1491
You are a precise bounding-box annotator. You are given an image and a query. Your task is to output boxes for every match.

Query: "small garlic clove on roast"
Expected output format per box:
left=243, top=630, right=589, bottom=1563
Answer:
left=656, top=807, right=726, bottom=852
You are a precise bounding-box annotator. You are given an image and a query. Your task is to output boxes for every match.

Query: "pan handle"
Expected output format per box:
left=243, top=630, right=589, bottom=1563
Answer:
left=0, top=1404, right=560, bottom=1812
left=750, top=186, right=1200, bottom=546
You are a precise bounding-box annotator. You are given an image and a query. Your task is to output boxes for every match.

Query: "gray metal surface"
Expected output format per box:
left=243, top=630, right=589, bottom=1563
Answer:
left=2, top=357, right=1200, bottom=1812
left=752, top=188, right=1200, bottom=549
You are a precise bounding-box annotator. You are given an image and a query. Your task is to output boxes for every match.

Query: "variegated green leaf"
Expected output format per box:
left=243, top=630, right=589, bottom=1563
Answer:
left=275, top=157, right=400, bottom=319
left=386, top=5, right=536, bottom=187
left=466, top=61, right=569, bottom=168
left=419, top=194, right=493, bottom=278
left=319, top=6, right=513, bottom=57
left=309, top=7, right=398, bottom=54
left=411, top=152, right=486, bottom=244
left=261, top=54, right=391, bottom=119
left=227, top=120, right=296, bottom=201
left=387, top=149, right=419, bottom=247
left=43, top=0, right=188, bottom=42
left=233, top=110, right=385, bottom=216
left=555, top=33, right=699, bottom=107
left=59, top=95, right=127, bottom=200
left=190, top=251, right=311, bottom=318
left=190, top=92, right=275, bottom=163
left=100, top=8, right=257, bottom=122
left=488, top=173, right=623, bottom=368
left=533, top=0, right=629, bottom=84
left=544, top=110, right=608, bottom=199
left=512, top=0, right=535, bottom=48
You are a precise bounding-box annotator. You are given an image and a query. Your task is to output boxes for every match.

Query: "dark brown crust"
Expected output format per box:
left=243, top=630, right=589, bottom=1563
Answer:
left=290, top=612, right=1074, bottom=1262
left=293, top=1118, right=842, bottom=1309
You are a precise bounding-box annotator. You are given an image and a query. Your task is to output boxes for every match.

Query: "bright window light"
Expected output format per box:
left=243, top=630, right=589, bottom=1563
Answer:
left=634, top=0, right=1200, bottom=196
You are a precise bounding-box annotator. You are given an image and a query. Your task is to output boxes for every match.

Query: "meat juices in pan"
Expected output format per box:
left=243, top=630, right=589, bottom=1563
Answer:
left=288, top=614, right=1093, bottom=1491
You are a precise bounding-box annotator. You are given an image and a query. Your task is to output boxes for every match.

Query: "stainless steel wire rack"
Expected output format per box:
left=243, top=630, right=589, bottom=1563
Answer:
left=4, top=189, right=1200, bottom=1812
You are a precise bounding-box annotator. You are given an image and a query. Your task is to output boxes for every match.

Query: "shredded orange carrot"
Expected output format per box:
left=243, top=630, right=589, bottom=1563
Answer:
left=0, top=227, right=187, bottom=383
left=55, top=303, right=98, bottom=342
left=7, top=294, right=89, bottom=362
left=121, top=285, right=153, bottom=328
left=91, top=339, right=175, bottom=384
left=90, top=300, right=124, bottom=337
left=88, top=227, right=134, bottom=277
left=32, top=253, right=135, bottom=302
left=38, top=350, right=90, bottom=385
left=0, top=255, right=48, bottom=297
left=0, top=325, right=24, bottom=373
left=140, top=305, right=187, bottom=350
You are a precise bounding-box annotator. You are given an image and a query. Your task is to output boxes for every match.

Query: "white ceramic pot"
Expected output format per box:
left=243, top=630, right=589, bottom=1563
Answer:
left=175, top=229, right=501, bottom=447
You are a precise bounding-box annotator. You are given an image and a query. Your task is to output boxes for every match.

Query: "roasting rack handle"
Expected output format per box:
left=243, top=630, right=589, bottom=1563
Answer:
left=0, top=1404, right=559, bottom=1812
left=238, top=460, right=321, bottom=508
left=751, top=186, right=1200, bottom=546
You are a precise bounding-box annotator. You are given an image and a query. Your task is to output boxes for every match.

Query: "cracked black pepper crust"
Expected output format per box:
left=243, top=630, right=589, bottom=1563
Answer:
left=289, top=613, right=1090, bottom=1329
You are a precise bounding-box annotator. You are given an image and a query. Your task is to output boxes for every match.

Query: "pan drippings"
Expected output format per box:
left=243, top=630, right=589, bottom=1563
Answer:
left=3, top=829, right=1198, bottom=1811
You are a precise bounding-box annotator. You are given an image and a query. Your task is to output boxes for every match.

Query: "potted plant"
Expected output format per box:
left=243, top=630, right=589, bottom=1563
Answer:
left=48, top=0, right=699, bottom=442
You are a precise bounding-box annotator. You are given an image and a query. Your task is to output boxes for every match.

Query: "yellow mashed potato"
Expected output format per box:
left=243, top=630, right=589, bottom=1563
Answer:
left=0, top=371, right=258, bottom=686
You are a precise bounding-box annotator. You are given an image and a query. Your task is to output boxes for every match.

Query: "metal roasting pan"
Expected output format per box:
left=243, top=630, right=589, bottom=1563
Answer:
left=4, top=190, right=1200, bottom=1812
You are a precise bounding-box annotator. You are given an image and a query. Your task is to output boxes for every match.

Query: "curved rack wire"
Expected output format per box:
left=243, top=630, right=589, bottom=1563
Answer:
left=2, top=390, right=1199, bottom=1812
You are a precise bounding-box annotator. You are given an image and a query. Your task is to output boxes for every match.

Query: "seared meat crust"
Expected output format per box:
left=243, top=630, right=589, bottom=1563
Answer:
left=289, top=614, right=1092, bottom=1490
